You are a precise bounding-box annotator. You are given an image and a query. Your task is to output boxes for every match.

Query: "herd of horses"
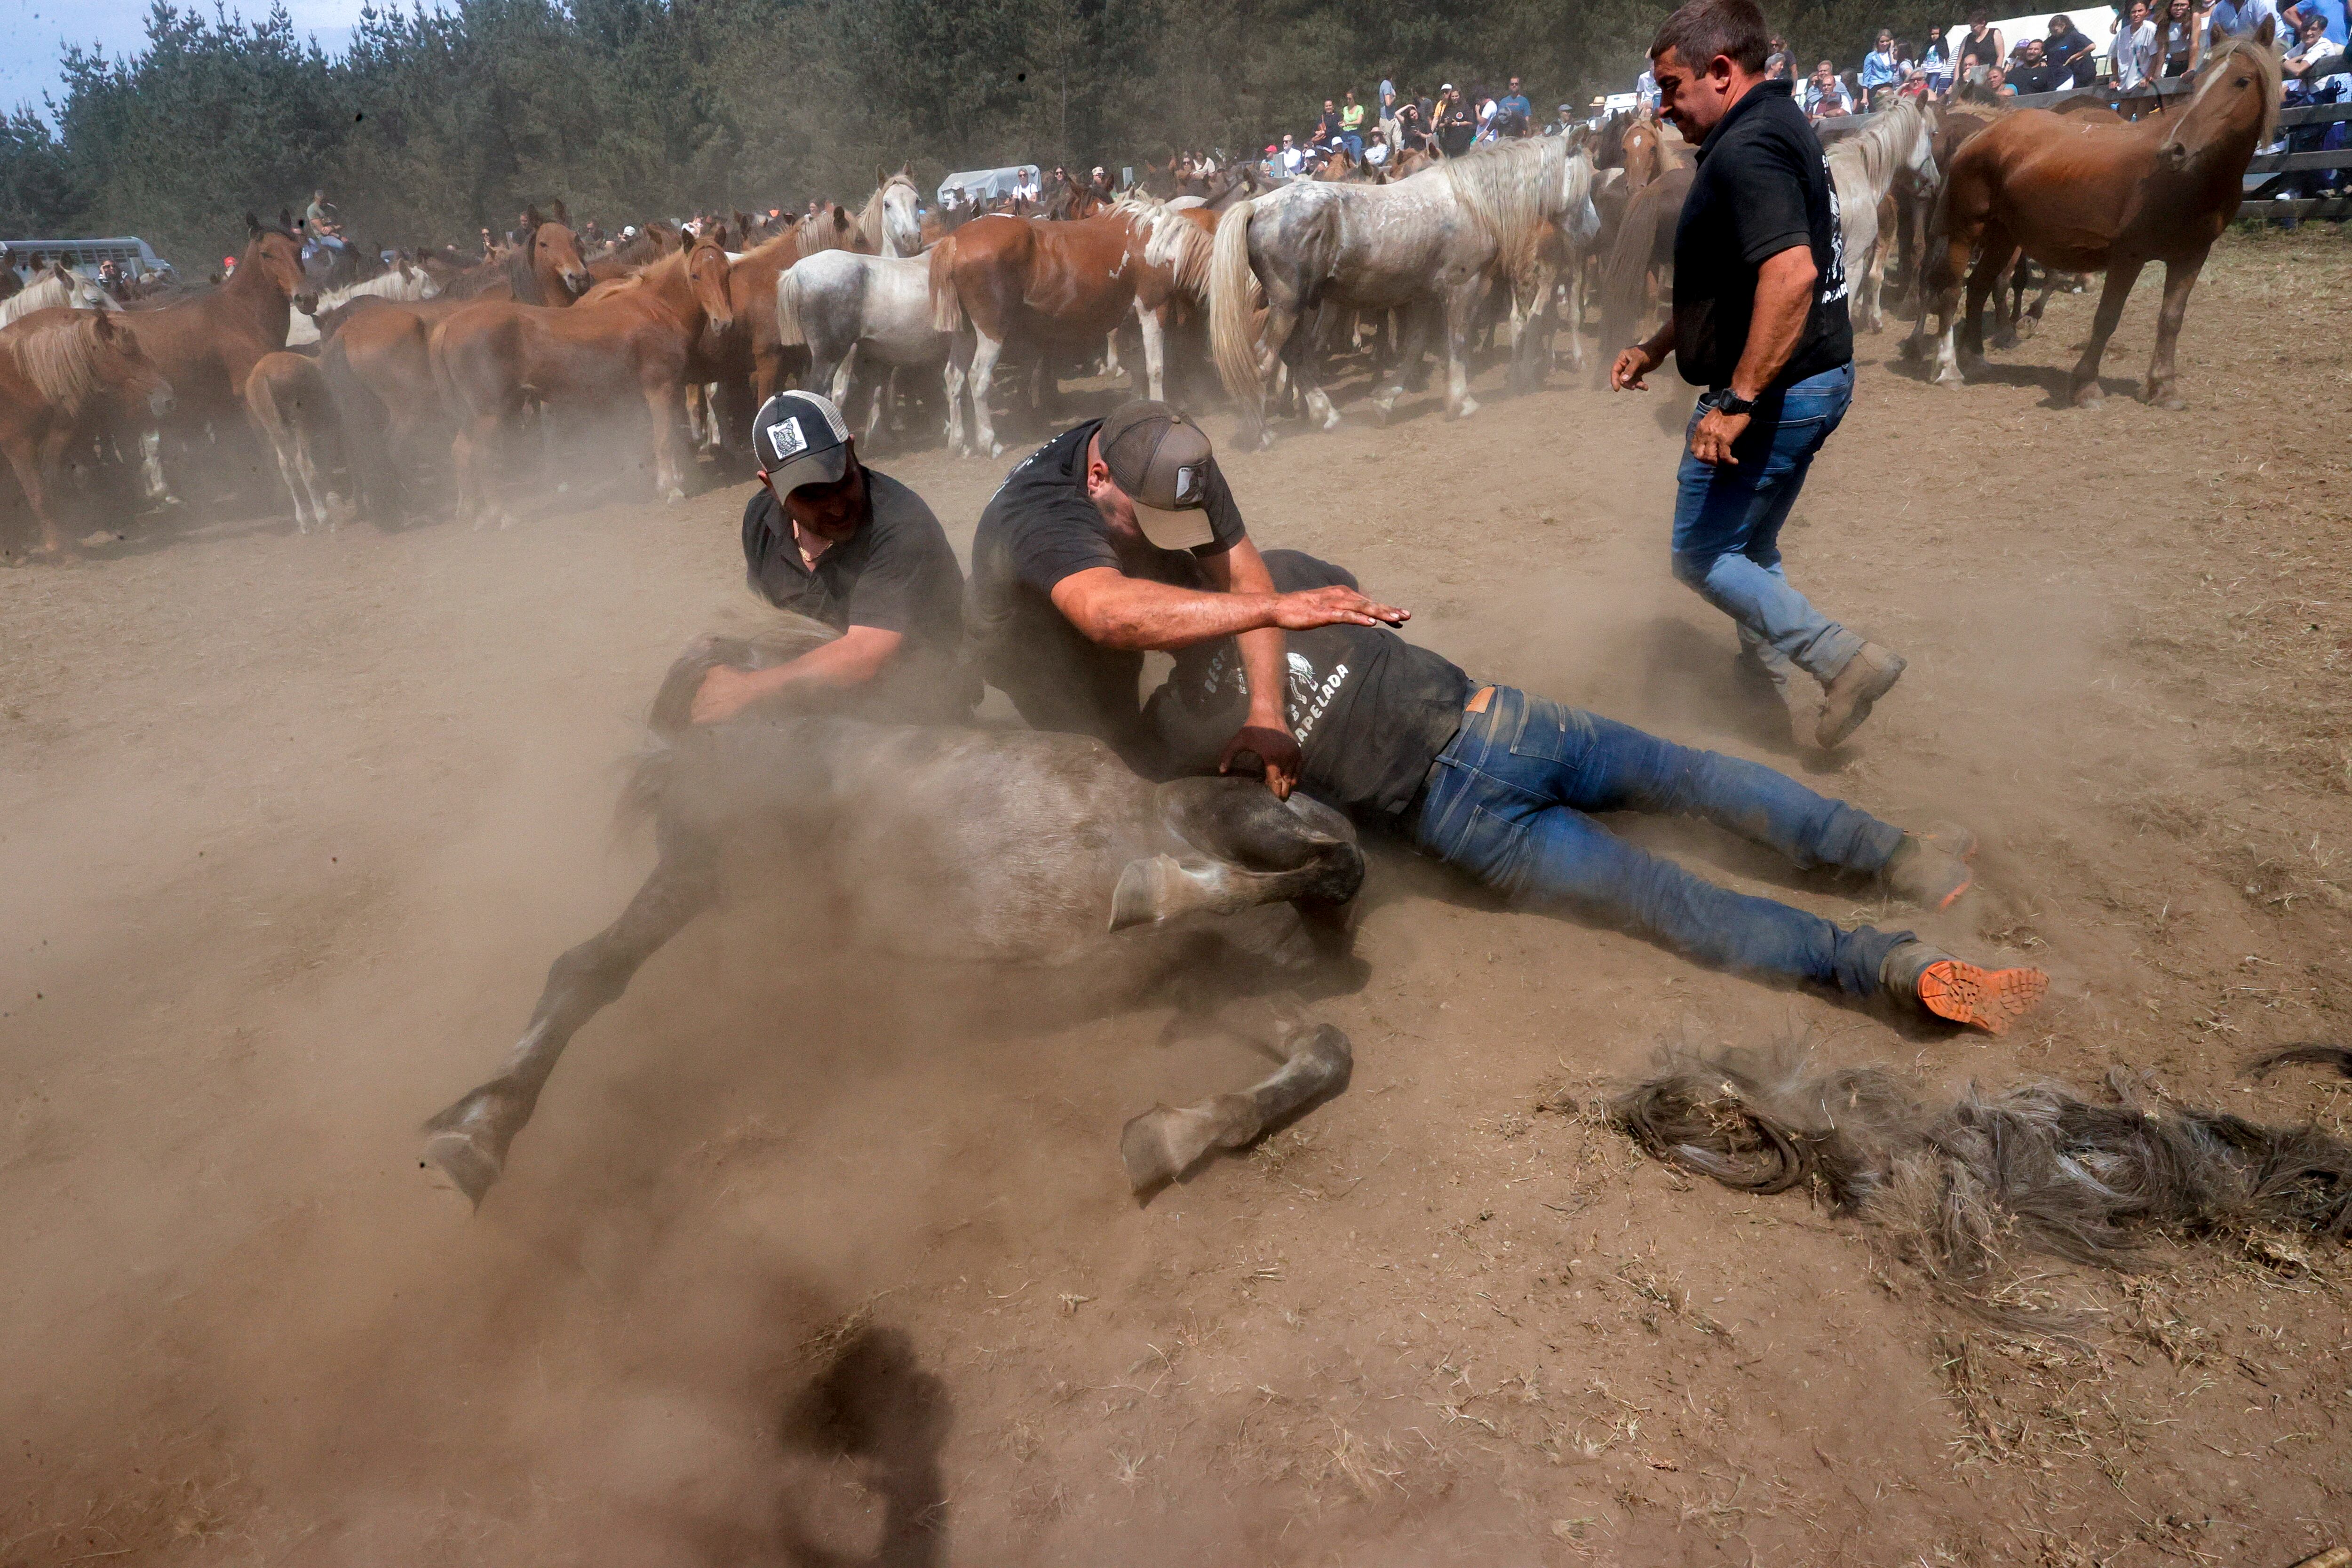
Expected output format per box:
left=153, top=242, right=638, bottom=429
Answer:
left=0, top=27, right=2282, bottom=557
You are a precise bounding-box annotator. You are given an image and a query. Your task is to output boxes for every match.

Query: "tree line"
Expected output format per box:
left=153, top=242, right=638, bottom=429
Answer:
left=0, top=0, right=1954, bottom=269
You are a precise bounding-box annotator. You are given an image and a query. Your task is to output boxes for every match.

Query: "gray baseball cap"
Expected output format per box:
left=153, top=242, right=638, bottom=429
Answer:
left=752, top=390, right=851, bottom=494
left=1098, top=401, right=1218, bottom=550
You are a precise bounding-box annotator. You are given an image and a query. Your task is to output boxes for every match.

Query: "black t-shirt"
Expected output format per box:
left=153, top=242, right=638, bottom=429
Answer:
left=740, top=466, right=971, bottom=717
left=1145, top=609, right=1473, bottom=821
left=1437, top=104, right=1477, bottom=155
left=967, top=419, right=1248, bottom=769
left=1671, top=79, right=1852, bottom=391
left=2007, top=62, right=2055, bottom=92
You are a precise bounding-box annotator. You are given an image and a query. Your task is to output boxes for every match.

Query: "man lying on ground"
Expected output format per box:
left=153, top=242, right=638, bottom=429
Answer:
left=692, top=391, right=972, bottom=724
left=1144, top=555, right=2047, bottom=1033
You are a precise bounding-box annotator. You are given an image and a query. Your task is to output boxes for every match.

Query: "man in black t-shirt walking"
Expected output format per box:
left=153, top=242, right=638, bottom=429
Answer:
left=692, top=391, right=971, bottom=724
left=966, top=401, right=1406, bottom=791
left=1610, top=0, right=1907, bottom=754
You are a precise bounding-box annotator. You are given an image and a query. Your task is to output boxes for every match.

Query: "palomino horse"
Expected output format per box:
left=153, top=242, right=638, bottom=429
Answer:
left=927, top=201, right=1216, bottom=457
left=1209, top=134, right=1597, bottom=446
left=1909, top=24, right=2281, bottom=407
left=1827, top=97, right=1939, bottom=334
left=430, top=228, right=735, bottom=526
left=114, top=219, right=313, bottom=505
left=0, top=263, right=122, bottom=329
left=420, top=612, right=1363, bottom=1206
left=243, top=352, right=341, bottom=533
left=0, top=307, right=175, bottom=557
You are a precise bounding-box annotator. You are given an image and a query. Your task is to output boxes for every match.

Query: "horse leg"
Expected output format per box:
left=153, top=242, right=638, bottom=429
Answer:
left=943, top=330, right=971, bottom=455
left=293, top=414, right=337, bottom=533
left=452, top=411, right=497, bottom=530
left=1957, top=235, right=2010, bottom=378
left=421, top=845, right=717, bottom=1206
left=1560, top=251, right=1586, bottom=373
left=1288, top=315, right=1342, bottom=433
left=137, top=426, right=177, bottom=506
left=967, top=330, right=1006, bottom=459
left=1442, top=279, right=1483, bottom=421
left=646, top=379, right=690, bottom=504
left=2141, top=255, right=2203, bottom=411
left=266, top=417, right=314, bottom=534
left=1861, top=237, right=1887, bottom=335
left=2, top=428, right=67, bottom=558
left=2066, top=259, right=2145, bottom=410
left=1136, top=303, right=1168, bottom=403
left=1119, top=1016, right=1353, bottom=1193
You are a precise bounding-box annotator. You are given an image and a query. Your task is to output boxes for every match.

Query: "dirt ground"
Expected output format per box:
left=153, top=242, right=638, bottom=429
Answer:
left=4, top=226, right=2350, bottom=1567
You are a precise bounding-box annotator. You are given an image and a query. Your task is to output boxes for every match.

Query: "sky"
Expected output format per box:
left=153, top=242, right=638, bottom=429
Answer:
left=0, top=0, right=371, bottom=119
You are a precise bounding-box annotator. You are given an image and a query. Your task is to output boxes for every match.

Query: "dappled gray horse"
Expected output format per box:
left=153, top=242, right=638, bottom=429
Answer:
left=773, top=249, right=945, bottom=445
left=423, top=614, right=1364, bottom=1205
left=1208, top=134, right=1597, bottom=446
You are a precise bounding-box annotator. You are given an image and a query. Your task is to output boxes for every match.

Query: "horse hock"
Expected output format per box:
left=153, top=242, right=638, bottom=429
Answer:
left=1120, top=1020, right=1353, bottom=1193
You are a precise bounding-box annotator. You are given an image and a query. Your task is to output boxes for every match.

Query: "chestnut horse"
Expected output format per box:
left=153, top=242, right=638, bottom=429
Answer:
left=113, top=219, right=312, bottom=504
left=0, top=307, right=175, bottom=557
left=430, top=229, right=735, bottom=526
left=243, top=351, right=340, bottom=534
left=1910, top=24, right=2280, bottom=407
left=927, top=201, right=1215, bottom=457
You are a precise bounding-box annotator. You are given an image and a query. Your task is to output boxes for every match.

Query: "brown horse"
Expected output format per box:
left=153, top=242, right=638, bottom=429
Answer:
left=0, top=307, right=175, bottom=557
left=243, top=351, right=340, bottom=534
left=113, top=218, right=310, bottom=504
left=1910, top=25, right=2281, bottom=407
left=1593, top=162, right=1693, bottom=387
left=929, top=204, right=1213, bottom=457
left=430, top=229, right=735, bottom=526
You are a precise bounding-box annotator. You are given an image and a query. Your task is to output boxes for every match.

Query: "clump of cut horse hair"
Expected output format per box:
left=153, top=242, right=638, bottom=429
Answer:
left=616, top=608, right=840, bottom=830
left=1649, top=0, right=1772, bottom=71
left=1610, top=1038, right=2352, bottom=1322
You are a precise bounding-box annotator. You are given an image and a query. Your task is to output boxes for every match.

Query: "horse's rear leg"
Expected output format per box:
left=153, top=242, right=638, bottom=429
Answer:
left=421, top=847, right=716, bottom=1206
left=645, top=379, right=690, bottom=503
left=1120, top=1013, right=1352, bottom=1193
left=966, top=330, right=1006, bottom=459
left=2068, top=256, right=2148, bottom=410
left=1135, top=303, right=1168, bottom=403
left=1440, top=279, right=1485, bottom=422
left=942, top=329, right=971, bottom=455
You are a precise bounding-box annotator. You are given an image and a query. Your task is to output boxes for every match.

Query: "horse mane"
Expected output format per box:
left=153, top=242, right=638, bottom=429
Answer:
left=2181, top=30, right=2284, bottom=148
left=1113, top=194, right=1216, bottom=301
left=1439, top=134, right=1571, bottom=258
left=0, top=267, right=114, bottom=330
left=1828, top=95, right=1924, bottom=204
left=4, top=310, right=102, bottom=413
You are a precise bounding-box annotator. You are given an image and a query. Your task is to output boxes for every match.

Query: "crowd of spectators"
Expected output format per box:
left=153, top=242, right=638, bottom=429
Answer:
left=1676, top=0, right=2348, bottom=132
left=1255, top=75, right=1581, bottom=178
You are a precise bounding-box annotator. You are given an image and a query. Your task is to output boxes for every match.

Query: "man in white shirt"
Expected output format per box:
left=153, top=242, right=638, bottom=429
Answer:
left=2115, top=0, right=2161, bottom=86
left=1278, top=134, right=1306, bottom=175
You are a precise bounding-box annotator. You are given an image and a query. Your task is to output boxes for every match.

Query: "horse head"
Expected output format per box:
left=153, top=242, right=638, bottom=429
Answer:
left=879, top=166, right=923, bottom=258
left=528, top=214, right=594, bottom=302
left=90, top=310, right=175, bottom=419
left=2158, top=22, right=2283, bottom=174
left=683, top=227, right=735, bottom=334
left=244, top=215, right=317, bottom=313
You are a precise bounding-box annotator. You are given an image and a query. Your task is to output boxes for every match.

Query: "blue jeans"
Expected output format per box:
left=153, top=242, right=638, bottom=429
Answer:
left=1412, top=686, right=1913, bottom=996
left=1671, top=364, right=1862, bottom=686
left=1342, top=132, right=1365, bottom=159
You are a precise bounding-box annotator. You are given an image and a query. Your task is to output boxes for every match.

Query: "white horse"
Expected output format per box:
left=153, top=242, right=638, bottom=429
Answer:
left=854, top=166, right=927, bottom=259
left=1828, top=98, right=1937, bottom=334
left=774, top=250, right=944, bottom=444
left=0, top=265, right=122, bottom=329
left=283, top=260, right=439, bottom=346
left=1208, top=134, right=1597, bottom=446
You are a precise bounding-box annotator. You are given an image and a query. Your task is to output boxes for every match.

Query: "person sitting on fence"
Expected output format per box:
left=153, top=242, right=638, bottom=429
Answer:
left=1339, top=89, right=1368, bottom=157
left=1315, top=98, right=1344, bottom=151
left=2283, top=10, right=2352, bottom=195
left=1861, top=30, right=1904, bottom=102
left=2115, top=0, right=2161, bottom=88
left=2044, top=13, right=2100, bottom=85
left=1804, top=59, right=1856, bottom=117
left=1363, top=127, right=1393, bottom=167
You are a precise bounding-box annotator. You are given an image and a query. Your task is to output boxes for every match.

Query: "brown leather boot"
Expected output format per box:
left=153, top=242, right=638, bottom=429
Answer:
left=1881, top=941, right=2048, bottom=1035
left=1816, top=642, right=1906, bottom=750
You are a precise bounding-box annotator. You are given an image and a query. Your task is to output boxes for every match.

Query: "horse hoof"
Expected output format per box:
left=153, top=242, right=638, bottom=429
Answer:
left=1933, top=369, right=1966, bottom=389
left=2014, top=319, right=2038, bottom=342
left=422, top=1129, right=503, bottom=1209
left=2072, top=383, right=2104, bottom=410
left=987, top=441, right=1005, bottom=458
left=1120, top=1103, right=1224, bottom=1193
left=1454, top=397, right=1480, bottom=420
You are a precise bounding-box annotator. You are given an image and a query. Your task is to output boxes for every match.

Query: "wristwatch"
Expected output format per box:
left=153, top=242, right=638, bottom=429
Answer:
left=1700, top=388, right=1757, bottom=418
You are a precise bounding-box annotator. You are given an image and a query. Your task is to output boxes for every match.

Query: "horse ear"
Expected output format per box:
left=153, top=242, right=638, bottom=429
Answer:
left=279, top=207, right=294, bottom=231
left=876, top=163, right=890, bottom=186
left=2256, top=13, right=2276, bottom=42
left=524, top=205, right=546, bottom=231
left=246, top=212, right=263, bottom=236
left=550, top=199, right=570, bottom=226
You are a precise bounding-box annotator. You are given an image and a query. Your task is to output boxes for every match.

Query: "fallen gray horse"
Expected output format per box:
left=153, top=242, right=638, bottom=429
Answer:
left=423, top=613, right=1364, bottom=1205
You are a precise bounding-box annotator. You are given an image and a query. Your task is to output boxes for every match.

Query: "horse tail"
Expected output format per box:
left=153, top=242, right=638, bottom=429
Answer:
left=1208, top=197, right=1263, bottom=431
left=1597, top=177, right=1670, bottom=383
left=775, top=261, right=809, bottom=347
left=927, top=236, right=964, bottom=335
left=319, top=331, right=400, bottom=525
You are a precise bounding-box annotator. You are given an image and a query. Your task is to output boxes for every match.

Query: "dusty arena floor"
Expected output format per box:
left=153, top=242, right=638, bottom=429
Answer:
left=4, top=228, right=2351, bottom=1566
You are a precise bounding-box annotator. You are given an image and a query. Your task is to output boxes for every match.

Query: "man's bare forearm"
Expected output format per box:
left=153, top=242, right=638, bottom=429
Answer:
left=1210, top=541, right=1292, bottom=723
left=1729, top=247, right=1818, bottom=398
left=734, top=628, right=902, bottom=696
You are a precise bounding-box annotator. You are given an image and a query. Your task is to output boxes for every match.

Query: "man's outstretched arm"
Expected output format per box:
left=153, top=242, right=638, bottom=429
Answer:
left=690, top=626, right=903, bottom=724
left=1203, top=538, right=1302, bottom=798
left=1049, top=567, right=1407, bottom=653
